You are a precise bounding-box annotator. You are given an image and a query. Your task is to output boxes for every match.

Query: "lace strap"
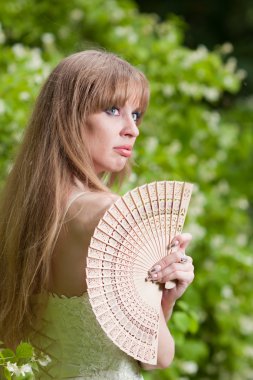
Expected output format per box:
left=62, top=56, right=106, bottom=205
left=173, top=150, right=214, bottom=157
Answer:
left=62, top=190, right=88, bottom=223
left=66, top=191, right=88, bottom=211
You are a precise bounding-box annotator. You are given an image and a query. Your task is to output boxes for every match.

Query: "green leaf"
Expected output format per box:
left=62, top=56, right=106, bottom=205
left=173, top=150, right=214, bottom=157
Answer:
left=16, top=343, right=34, bottom=360
left=30, top=361, right=39, bottom=372
left=1, top=348, right=15, bottom=361
left=3, top=367, right=12, bottom=380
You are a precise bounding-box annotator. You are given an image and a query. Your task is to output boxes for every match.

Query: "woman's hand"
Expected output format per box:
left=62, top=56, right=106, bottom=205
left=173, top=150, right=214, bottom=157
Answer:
left=142, top=233, right=194, bottom=370
left=147, top=233, right=194, bottom=319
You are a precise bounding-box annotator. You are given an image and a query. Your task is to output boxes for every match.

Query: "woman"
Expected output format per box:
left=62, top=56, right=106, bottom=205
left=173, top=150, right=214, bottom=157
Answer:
left=0, top=50, right=194, bottom=379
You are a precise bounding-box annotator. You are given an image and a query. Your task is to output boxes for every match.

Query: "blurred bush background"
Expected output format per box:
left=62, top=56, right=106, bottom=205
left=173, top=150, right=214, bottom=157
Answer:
left=0, top=0, right=252, bottom=379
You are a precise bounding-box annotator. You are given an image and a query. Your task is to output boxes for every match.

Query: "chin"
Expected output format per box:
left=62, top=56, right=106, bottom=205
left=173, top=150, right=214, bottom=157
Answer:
left=111, top=164, right=126, bottom=173
left=107, top=159, right=128, bottom=173
left=96, top=158, right=127, bottom=174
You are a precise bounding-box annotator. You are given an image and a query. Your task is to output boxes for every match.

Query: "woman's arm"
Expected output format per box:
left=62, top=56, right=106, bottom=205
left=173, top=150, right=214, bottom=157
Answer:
left=141, top=306, right=175, bottom=370
left=141, top=233, right=194, bottom=370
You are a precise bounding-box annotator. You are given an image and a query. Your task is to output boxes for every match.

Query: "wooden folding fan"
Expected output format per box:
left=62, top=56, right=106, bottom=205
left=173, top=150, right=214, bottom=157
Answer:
left=86, top=181, right=193, bottom=364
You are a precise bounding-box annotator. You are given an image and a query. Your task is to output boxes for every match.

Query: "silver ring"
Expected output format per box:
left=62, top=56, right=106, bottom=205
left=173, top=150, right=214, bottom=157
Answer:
left=180, top=255, right=188, bottom=263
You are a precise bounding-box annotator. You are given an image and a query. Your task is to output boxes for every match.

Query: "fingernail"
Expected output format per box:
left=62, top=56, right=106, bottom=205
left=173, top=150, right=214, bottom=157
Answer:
left=145, top=273, right=158, bottom=282
left=171, top=240, right=179, bottom=248
left=149, top=265, right=161, bottom=273
left=167, top=240, right=179, bottom=250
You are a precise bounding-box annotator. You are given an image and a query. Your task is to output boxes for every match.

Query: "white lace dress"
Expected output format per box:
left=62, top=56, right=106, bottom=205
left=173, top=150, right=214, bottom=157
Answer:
left=31, top=293, right=144, bottom=379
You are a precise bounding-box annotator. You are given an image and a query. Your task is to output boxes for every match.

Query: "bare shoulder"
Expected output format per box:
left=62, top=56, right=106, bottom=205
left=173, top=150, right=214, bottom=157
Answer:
left=50, top=191, right=120, bottom=296
left=66, top=191, right=120, bottom=242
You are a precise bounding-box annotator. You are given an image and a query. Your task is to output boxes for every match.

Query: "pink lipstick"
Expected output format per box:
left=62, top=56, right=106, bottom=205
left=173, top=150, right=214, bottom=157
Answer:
left=114, top=145, right=132, bottom=158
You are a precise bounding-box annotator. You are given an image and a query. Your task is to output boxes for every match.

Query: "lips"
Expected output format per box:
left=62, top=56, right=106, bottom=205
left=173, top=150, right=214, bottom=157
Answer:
left=113, top=145, right=132, bottom=158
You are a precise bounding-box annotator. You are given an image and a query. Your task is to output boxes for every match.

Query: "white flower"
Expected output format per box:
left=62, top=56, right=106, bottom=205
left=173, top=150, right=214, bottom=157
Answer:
left=203, top=87, right=220, bottom=102
left=26, top=49, right=43, bottom=70
left=181, top=360, right=198, bottom=374
left=128, top=33, right=138, bottom=44
left=38, top=354, right=51, bottom=367
left=236, top=233, right=247, bottom=247
left=218, top=127, right=238, bottom=149
left=211, top=235, right=225, bottom=249
left=220, top=42, right=234, bottom=54
left=19, top=91, right=30, bottom=101
left=162, top=85, right=175, bottom=97
left=179, top=82, right=201, bottom=97
left=6, top=362, right=20, bottom=375
left=216, top=180, right=230, bottom=195
left=223, top=76, right=235, bottom=88
left=237, top=198, right=249, bottom=210
left=20, top=364, right=33, bottom=375
left=188, top=191, right=206, bottom=218
left=6, top=362, right=33, bottom=376
left=237, top=69, right=247, bottom=80
left=240, top=316, right=253, bottom=335
left=115, top=26, right=128, bottom=37
left=182, top=45, right=208, bottom=68
left=221, top=285, right=233, bottom=299
left=33, top=74, right=44, bottom=84
left=168, top=140, right=182, bottom=154
left=187, top=222, right=206, bottom=240
left=225, top=57, right=237, bottom=72
left=12, top=43, right=26, bottom=58
left=70, top=9, right=84, bottom=22
left=42, top=33, right=55, bottom=45
left=110, top=9, right=124, bottom=22
left=203, top=110, right=220, bottom=133
left=166, top=30, right=178, bottom=44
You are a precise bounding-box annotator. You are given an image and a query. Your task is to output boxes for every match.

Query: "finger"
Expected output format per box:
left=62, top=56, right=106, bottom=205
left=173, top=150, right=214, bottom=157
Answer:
left=179, top=253, right=193, bottom=264
left=149, top=259, right=193, bottom=282
left=168, top=269, right=195, bottom=284
left=162, top=268, right=195, bottom=284
left=160, top=262, right=194, bottom=282
left=149, top=251, right=185, bottom=274
left=170, top=233, right=192, bottom=251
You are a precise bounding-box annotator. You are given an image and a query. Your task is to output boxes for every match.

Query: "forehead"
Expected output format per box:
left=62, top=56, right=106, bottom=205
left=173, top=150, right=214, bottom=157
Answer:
left=85, top=64, right=149, bottom=116
left=124, top=96, right=141, bottom=110
left=105, top=77, right=148, bottom=111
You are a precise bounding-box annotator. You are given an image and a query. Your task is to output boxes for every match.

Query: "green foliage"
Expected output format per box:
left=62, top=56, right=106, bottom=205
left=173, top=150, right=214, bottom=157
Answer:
left=0, top=0, right=252, bottom=379
left=0, top=341, right=50, bottom=379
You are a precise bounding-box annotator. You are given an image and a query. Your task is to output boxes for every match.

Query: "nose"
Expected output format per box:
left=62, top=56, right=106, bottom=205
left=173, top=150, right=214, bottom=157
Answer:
left=121, top=114, right=139, bottom=138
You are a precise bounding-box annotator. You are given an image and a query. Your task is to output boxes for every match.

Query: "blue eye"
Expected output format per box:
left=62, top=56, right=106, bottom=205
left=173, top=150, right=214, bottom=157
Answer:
left=132, top=112, right=141, bottom=123
left=105, top=106, right=120, bottom=116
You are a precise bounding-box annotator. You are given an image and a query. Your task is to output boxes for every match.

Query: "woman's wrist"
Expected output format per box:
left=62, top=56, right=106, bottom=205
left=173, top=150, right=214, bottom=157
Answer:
left=162, top=300, right=175, bottom=321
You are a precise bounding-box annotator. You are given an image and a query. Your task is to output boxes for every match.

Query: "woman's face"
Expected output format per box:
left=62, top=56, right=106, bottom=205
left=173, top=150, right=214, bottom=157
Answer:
left=84, top=100, right=142, bottom=174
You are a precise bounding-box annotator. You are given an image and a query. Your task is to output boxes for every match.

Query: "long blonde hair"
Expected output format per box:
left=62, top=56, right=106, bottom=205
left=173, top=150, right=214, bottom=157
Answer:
left=0, top=50, right=149, bottom=347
